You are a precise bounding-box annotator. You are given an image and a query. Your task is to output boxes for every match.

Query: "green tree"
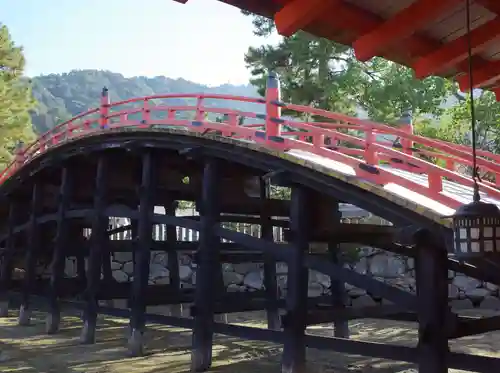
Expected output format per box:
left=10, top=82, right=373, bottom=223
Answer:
left=407, top=89, right=500, bottom=183
left=446, top=91, right=500, bottom=153
left=357, top=58, right=453, bottom=123
left=242, top=13, right=452, bottom=124
left=0, top=23, right=36, bottom=167
left=413, top=90, right=500, bottom=153
left=245, top=30, right=359, bottom=118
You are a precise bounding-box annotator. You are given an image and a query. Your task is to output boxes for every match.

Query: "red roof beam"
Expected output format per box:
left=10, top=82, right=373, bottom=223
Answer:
left=449, top=0, right=500, bottom=91
left=275, top=0, right=493, bottom=85
left=413, top=18, right=500, bottom=79
left=456, top=60, right=500, bottom=91
left=274, top=0, right=341, bottom=37
left=477, top=0, right=500, bottom=16
left=493, top=87, right=500, bottom=100
left=353, top=0, right=462, bottom=62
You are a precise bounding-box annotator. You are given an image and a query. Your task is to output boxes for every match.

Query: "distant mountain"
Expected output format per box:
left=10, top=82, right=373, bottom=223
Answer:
left=30, top=70, right=261, bottom=134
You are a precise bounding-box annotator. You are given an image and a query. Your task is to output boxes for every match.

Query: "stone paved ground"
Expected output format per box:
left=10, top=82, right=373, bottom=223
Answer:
left=0, top=309, right=499, bottom=373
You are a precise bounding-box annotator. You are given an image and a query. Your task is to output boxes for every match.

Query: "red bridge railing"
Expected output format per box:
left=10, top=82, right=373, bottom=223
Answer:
left=2, top=74, right=499, bottom=211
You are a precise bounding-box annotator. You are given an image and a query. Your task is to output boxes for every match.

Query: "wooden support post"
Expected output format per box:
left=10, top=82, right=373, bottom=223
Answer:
left=415, top=229, right=449, bottom=373
left=127, top=220, right=138, bottom=328
left=18, top=182, right=43, bottom=326
left=72, top=221, right=88, bottom=295
left=191, top=159, right=220, bottom=372
left=80, top=156, right=108, bottom=343
left=76, top=238, right=87, bottom=286
left=0, top=200, right=18, bottom=317
left=46, top=166, right=72, bottom=334
left=127, top=151, right=155, bottom=356
left=329, top=201, right=349, bottom=338
left=166, top=201, right=181, bottom=316
left=281, top=185, right=311, bottom=373
left=214, top=260, right=227, bottom=323
left=100, top=242, right=113, bottom=307
left=261, top=178, right=280, bottom=330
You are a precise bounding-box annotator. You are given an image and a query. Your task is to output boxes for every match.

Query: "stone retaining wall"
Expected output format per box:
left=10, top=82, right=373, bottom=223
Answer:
left=34, top=209, right=500, bottom=312
left=61, top=246, right=500, bottom=311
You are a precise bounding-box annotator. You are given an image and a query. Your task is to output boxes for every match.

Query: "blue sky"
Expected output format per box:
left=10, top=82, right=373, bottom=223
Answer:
left=1, top=0, right=281, bottom=85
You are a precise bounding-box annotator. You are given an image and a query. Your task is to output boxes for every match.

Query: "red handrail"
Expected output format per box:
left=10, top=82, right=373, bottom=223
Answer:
left=2, top=89, right=498, bottom=213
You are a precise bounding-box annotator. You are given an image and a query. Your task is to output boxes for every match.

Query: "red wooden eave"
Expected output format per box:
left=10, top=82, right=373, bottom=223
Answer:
left=174, top=0, right=500, bottom=98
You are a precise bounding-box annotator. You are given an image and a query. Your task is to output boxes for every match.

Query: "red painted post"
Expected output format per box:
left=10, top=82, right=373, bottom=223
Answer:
left=195, top=96, right=204, bottom=121
left=265, top=72, right=281, bottom=138
left=14, top=141, right=26, bottom=170
left=312, top=133, right=324, bottom=148
left=428, top=171, right=443, bottom=194
left=399, top=110, right=414, bottom=156
left=140, top=99, right=150, bottom=128
left=364, top=126, right=378, bottom=165
left=99, top=87, right=110, bottom=129
left=222, top=113, right=237, bottom=137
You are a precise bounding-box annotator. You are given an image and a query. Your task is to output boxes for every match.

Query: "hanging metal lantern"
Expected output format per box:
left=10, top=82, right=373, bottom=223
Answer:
left=450, top=199, right=500, bottom=258
left=448, top=0, right=500, bottom=259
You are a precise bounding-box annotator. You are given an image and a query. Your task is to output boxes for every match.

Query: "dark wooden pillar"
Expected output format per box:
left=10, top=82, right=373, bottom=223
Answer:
left=46, top=166, right=72, bottom=334
left=261, top=178, right=280, bottom=330
left=18, top=182, right=43, bottom=326
left=75, top=227, right=87, bottom=288
left=191, top=159, right=220, bottom=372
left=328, top=201, right=349, bottom=338
left=214, top=258, right=227, bottom=323
left=100, top=236, right=113, bottom=307
left=127, top=151, right=155, bottom=356
left=415, top=229, right=449, bottom=373
left=0, top=199, right=18, bottom=317
left=166, top=201, right=181, bottom=316
left=80, top=156, right=108, bottom=343
left=127, top=219, right=138, bottom=331
left=281, top=185, right=310, bottom=373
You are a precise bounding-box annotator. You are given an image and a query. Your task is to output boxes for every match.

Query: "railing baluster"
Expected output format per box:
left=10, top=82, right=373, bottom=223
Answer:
left=99, top=87, right=110, bottom=129
left=195, top=96, right=204, bottom=121
left=364, top=126, right=378, bottom=165
left=265, top=72, right=281, bottom=139
left=141, top=99, right=150, bottom=128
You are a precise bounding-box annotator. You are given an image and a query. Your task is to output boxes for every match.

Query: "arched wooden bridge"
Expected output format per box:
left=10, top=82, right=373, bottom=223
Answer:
left=1, top=76, right=500, bottom=373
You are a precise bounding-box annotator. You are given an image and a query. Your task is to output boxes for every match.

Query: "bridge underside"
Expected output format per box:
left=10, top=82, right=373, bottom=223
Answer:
left=0, top=129, right=499, bottom=372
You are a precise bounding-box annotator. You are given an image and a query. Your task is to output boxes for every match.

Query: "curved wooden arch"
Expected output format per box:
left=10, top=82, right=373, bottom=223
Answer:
left=0, top=128, right=451, bottom=231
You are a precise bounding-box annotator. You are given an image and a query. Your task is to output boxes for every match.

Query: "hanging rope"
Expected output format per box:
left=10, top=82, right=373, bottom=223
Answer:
left=465, top=0, right=480, bottom=202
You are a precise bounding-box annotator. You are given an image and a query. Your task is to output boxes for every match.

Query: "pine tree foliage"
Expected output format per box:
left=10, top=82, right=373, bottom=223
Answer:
left=241, top=11, right=500, bottom=157
left=0, top=23, right=35, bottom=168
left=242, top=13, right=452, bottom=124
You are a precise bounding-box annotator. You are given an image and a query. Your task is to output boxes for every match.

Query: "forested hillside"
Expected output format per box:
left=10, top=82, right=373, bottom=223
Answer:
left=30, top=70, right=261, bottom=133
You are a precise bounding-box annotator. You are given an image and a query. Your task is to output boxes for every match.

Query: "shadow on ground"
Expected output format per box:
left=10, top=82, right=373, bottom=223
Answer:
left=0, top=309, right=498, bottom=373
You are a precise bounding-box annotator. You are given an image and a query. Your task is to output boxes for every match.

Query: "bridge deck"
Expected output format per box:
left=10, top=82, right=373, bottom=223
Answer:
left=287, top=148, right=500, bottom=218
left=2, top=89, right=498, bottom=227
left=1, top=90, right=500, bottom=373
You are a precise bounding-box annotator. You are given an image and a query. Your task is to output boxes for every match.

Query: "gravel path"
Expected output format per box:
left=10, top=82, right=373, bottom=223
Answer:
left=0, top=309, right=499, bottom=373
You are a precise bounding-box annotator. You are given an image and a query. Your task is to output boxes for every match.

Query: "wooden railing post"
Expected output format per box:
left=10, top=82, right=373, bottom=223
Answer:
left=14, top=141, right=26, bottom=169
left=399, top=110, right=413, bottom=156
left=265, top=72, right=282, bottom=139
left=99, top=87, right=110, bottom=129
left=140, top=99, right=151, bottom=128
left=195, top=96, right=205, bottom=121
left=364, top=126, right=378, bottom=165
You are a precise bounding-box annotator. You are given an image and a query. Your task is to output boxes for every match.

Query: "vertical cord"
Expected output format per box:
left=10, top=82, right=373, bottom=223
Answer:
left=465, top=0, right=480, bottom=202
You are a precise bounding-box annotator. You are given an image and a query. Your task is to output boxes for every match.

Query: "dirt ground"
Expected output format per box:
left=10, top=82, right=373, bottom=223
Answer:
left=0, top=309, right=499, bottom=373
